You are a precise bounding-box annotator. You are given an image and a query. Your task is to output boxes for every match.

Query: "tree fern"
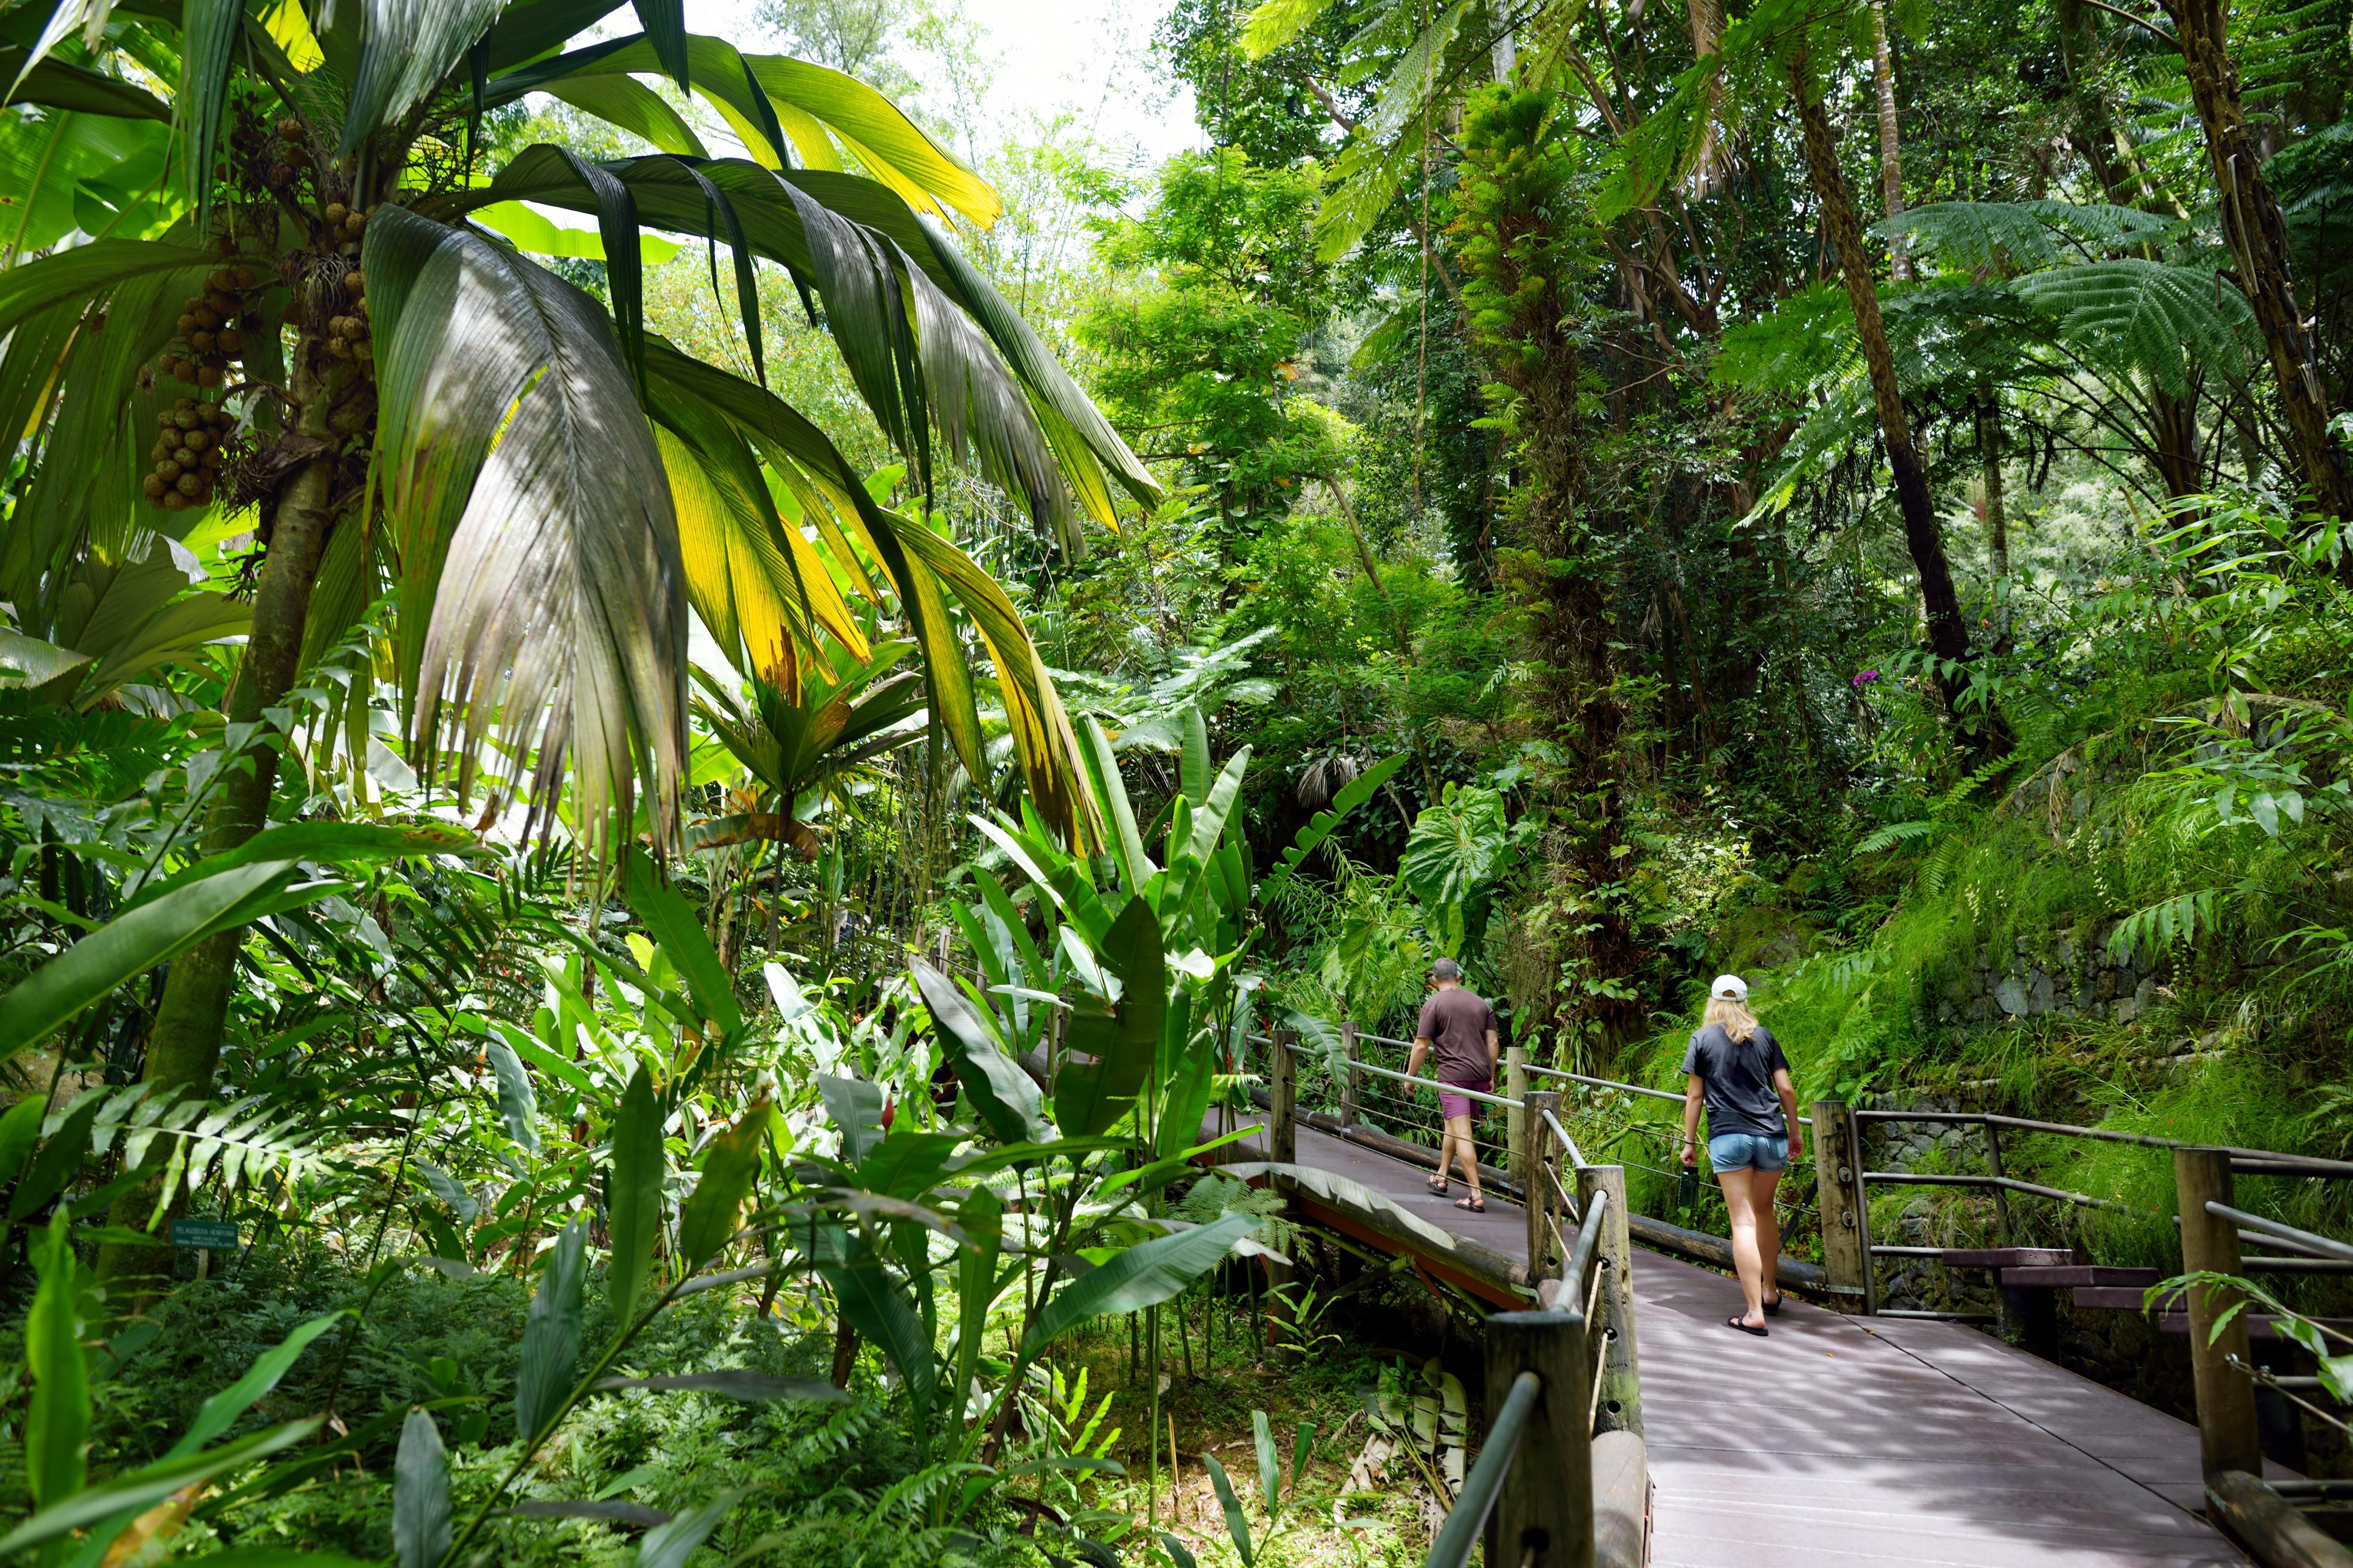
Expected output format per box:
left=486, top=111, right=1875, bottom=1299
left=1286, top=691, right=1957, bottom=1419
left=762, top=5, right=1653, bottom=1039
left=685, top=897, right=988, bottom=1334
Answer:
left=2012, top=259, right=2260, bottom=399
left=1873, top=200, right=2178, bottom=276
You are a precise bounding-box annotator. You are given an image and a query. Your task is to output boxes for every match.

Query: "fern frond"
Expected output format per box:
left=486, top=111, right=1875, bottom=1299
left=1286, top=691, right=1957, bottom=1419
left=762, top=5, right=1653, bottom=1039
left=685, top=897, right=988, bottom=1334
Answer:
left=1857, top=820, right=1935, bottom=854
left=2012, top=260, right=2261, bottom=398
left=2108, top=889, right=2223, bottom=963
left=1874, top=200, right=2178, bottom=276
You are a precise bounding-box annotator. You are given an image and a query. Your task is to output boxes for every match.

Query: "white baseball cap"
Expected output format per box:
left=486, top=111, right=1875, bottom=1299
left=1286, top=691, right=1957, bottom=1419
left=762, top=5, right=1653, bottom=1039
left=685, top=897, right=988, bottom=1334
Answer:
left=1710, top=974, right=1749, bottom=1002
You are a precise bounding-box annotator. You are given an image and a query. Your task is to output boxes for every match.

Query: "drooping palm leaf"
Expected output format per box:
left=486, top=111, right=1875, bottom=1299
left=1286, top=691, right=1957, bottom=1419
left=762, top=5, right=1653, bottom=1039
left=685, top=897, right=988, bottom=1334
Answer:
left=367, top=204, right=688, bottom=853
left=336, top=0, right=505, bottom=159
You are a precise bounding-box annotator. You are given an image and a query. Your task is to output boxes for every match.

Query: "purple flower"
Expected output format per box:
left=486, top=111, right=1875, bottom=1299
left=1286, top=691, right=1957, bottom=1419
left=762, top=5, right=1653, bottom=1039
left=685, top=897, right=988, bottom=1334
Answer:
left=1851, top=669, right=1881, bottom=689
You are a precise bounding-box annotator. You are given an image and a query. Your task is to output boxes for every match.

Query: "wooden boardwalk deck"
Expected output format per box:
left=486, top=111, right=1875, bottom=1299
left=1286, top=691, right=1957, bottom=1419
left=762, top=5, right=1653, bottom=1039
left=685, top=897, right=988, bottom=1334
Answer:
left=1214, top=1113, right=2265, bottom=1565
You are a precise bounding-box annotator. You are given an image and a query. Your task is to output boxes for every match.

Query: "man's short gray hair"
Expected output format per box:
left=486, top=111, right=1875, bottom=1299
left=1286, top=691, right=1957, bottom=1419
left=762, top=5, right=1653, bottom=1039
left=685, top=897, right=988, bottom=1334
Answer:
left=1431, top=957, right=1461, bottom=980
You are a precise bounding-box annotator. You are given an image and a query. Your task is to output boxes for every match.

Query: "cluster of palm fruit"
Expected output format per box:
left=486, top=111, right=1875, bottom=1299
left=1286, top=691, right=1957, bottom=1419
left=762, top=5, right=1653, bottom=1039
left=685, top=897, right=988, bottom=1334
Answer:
left=322, top=261, right=371, bottom=362
left=157, top=261, right=263, bottom=389
left=142, top=398, right=236, bottom=512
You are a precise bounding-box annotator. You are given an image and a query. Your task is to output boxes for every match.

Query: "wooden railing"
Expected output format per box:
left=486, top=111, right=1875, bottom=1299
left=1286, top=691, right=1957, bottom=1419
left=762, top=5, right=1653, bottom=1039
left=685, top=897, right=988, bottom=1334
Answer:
left=1810, top=1100, right=2353, bottom=1567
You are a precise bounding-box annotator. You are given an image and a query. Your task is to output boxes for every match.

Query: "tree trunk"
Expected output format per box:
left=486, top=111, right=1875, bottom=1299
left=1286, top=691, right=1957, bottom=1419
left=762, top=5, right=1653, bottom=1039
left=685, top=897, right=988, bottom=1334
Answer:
left=1975, top=386, right=2009, bottom=578
left=2150, top=387, right=2208, bottom=501
left=1684, top=0, right=1726, bottom=197
left=1867, top=0, right=1910, bottom=280
left=2159, top=0, right=2353, bottom=520
left=98, top=439, right=343, bottom=1296
left=1789, top=59, right=1971, bottom=679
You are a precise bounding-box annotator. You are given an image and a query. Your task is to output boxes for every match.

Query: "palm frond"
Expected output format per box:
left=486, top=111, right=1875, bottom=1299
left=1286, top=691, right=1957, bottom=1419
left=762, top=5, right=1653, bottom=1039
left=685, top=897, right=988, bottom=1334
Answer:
left=337, top=0, right=504, bottom=158
left=1873, top=200, right=2179, bottom=276
left=368, top=205, right=688, bottom=855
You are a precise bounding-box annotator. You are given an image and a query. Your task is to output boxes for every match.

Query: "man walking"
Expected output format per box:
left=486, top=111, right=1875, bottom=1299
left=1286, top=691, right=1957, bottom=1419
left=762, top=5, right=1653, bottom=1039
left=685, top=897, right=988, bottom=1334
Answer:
left=1407, top=958, right=1499, bottom=1212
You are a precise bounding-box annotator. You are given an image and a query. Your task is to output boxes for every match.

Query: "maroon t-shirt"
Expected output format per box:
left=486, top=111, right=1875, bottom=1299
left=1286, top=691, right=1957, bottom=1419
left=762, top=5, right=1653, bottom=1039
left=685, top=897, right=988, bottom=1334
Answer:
left=1417, top=988, right=1496, bottom=1086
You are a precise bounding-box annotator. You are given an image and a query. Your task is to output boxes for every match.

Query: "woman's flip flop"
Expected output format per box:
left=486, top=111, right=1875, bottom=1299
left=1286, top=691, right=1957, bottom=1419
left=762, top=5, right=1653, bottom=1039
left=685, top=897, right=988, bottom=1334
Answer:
left=1726, top=1316, right=1768, bottom=1337
left=1455, top=1195, right=1486, bottom=1214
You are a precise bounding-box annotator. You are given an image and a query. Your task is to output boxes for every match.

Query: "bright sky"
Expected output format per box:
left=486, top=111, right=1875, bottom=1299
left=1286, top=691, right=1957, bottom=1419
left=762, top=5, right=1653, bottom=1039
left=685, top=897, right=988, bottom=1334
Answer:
left=674, top=0, right=1206, bottom=175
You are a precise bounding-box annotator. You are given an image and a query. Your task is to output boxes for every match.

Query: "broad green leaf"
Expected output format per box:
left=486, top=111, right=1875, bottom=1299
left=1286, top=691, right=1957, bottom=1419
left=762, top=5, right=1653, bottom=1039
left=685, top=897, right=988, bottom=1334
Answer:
left=0, top=860, right=341, bottom=1068
left=819, top=1234, right=936, bottom=1419
left=606, top=1069, right=665, bottom=1328
left=1023, top=1212, right=1257, bottom=1352
left=0, top=1094, right=45, bottom=1189
left=817, top=1074, right=887, bottom=1167
left=675, top=1102, right=770, bottom=1266
left=470, top=199, right=684, bottom=262
left=0, top=1419, right=323, bottom=1557
left=911, top=959, right=1047, bottom=1144
left=623, top=848, right=742, bottom=1040
left=1053, top=895, right=1164, bottom=1138
left=1253, top=1409, right=1279, bottom=1515
left=169, top=1313, right=345, bottom=1458
left=1203, top=1454, right=1255, bottom=1566
left=951, top=1183, right=1001, bottom=1416
left=178, top=0, right=241, bottom=211
left=25, top=1216, right=87, bottom=1507
left=485, top=1036, right=541, bottom=1156
left=636, top=1492, right=740, bottom=1568
left=393, top=1409, right=450, bottom=1568
left=6, top=1087, right=102, bottom=1223
left=516, top=1221, right=588, bottom=1440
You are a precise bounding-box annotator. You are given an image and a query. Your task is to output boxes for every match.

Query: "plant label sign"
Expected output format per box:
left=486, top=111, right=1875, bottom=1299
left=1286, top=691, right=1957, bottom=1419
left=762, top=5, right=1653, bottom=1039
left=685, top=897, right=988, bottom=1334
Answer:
left=172, top=1219, right=238, bottom=1250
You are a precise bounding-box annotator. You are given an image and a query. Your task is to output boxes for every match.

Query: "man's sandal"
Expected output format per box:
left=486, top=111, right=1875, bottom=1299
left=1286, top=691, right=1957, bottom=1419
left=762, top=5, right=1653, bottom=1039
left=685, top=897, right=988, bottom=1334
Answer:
left=1455, top=1194, right=1486, bottom=1214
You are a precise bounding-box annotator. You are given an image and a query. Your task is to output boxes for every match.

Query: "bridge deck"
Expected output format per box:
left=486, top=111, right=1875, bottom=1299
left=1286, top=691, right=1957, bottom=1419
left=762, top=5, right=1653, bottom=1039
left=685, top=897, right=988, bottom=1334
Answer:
left=1217, top=1114, right=2262, bottom=1565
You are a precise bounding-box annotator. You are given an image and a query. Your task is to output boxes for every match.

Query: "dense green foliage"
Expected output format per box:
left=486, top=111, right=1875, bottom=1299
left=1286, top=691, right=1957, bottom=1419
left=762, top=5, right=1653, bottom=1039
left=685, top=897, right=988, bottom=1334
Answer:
left=10, top=0, right=2353, bottom=1554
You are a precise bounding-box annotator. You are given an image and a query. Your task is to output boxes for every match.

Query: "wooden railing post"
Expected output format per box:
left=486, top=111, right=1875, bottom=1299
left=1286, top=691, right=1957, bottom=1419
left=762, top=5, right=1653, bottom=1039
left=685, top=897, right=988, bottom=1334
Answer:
left=1526, top=1089, right=1561, bottom=1283
left=1340, top=1018, right=1359, bottom=1127
left=2177, top=1146, right=2261, bottom=1478
left=1270, top=1028, right=1297, bottom=1165
left=1811, top=1099, right=1874, bottom=1314
left=1485, top=1310, right=1591, bottom=1568
left=1506, top=1044, right=1528, bottom=1179
left=1576, top=1164, right=1643, bottom=1438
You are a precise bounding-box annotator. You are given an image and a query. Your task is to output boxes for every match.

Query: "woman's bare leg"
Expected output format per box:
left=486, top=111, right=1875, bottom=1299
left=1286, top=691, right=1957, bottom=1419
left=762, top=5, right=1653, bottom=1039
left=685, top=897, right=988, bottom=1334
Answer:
left=1718, top=1168, right=1767, bottom=1327
left=1757, top=1169, right=1784, bottom=1303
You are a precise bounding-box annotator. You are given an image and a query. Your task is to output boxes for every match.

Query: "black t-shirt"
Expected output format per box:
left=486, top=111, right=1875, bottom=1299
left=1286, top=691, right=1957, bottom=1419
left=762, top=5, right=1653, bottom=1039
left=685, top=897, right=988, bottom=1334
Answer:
left=1680, top=1023, right=1791, bottom=1138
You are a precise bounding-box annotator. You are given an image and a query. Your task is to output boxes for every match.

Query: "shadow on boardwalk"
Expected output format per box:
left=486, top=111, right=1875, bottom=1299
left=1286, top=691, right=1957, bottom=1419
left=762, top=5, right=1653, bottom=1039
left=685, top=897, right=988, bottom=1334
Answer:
left=1212, top=1112, right=2268, bottom=1566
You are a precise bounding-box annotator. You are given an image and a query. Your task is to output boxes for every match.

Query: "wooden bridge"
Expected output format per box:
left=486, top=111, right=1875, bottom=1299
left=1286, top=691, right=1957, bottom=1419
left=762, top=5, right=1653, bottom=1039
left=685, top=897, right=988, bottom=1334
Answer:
left=1201, top=1029, right=2348, bottom=1568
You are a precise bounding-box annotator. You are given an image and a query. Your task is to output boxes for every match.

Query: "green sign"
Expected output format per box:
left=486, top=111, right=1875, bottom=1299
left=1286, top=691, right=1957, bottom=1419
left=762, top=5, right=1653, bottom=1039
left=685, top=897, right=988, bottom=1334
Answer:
left=171, top=1219, right=238, bottom=1250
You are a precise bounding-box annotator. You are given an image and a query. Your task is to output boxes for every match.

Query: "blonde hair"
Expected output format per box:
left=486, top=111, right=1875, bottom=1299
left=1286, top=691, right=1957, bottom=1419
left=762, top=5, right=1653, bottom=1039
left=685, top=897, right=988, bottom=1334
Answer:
left=1704, top=995, right=1760, bottom=1044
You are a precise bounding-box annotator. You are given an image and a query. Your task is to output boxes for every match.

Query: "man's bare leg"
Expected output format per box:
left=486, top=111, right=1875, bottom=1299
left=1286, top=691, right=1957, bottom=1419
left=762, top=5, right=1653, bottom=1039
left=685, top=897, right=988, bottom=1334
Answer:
left=1446, top=1114, right=1482, bottom=1198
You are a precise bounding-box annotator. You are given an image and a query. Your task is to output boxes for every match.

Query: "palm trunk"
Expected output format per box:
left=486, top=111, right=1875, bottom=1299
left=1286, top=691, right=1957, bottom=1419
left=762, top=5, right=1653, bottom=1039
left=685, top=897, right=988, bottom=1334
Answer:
left=98, top=441, right=342, bottom=1295
left=1789, top=58, right=1970, bottom=679
left=2160, top=0, right=2353, bottom=521
left=1867, top=0, right=1910, bottom=280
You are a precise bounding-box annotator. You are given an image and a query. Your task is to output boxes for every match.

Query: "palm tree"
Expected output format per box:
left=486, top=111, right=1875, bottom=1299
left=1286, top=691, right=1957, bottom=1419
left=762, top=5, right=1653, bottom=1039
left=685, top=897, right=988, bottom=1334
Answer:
left=0, top=0, right=1156, bottom=1287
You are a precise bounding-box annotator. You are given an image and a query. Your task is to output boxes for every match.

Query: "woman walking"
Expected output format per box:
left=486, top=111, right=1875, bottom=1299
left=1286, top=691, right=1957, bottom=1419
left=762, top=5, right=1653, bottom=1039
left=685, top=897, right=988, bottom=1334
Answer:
left=1679, top=975, right=1803, bottom=1336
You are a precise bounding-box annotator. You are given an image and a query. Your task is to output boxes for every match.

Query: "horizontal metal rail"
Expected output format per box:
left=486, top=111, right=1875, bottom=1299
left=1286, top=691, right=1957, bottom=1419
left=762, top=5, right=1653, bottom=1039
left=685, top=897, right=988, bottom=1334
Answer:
left=1541, top=1107, right=1590, bottom=1171
left=1351, top=1056, right=1517, bottom=1110
left=1862, top=1169, right=2132, bottom=1211
left=1422, top=1369, right=1540, bottom=1568
left=1357, top=1032, right=1413, bottom=1049
left=1564, top=1186, right=1611, bottom=1308
left=2209, top=1202, right=2353, bottom=1264
left=1853, top=1109, right=2353, bottom=1178
left=1526, top=1064, right=1685, bottom=1103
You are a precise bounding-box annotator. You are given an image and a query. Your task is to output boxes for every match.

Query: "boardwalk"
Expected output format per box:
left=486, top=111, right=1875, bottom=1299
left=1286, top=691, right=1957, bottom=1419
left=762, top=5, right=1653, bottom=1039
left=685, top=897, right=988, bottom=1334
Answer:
left=1218, top=1115, right=2266, bottom=1565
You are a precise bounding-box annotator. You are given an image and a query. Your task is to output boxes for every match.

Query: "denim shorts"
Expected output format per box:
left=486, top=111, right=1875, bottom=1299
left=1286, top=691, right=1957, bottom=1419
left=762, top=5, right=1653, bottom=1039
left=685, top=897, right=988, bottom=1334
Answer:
left=1708, top=1132, right=1789, bottom=1173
